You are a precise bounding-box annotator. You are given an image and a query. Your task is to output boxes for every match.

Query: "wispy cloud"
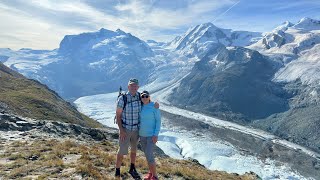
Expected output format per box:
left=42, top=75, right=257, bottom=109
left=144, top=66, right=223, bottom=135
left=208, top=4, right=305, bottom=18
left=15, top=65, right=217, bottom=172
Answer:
left=0, top=0, right=237, bottom=49
left=0, top=0, right=319, bottom=50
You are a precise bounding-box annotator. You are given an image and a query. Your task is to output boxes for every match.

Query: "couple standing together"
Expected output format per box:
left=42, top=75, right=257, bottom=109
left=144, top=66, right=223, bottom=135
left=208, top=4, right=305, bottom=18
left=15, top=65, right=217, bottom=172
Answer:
left=115, top=78, right=161, bottom=180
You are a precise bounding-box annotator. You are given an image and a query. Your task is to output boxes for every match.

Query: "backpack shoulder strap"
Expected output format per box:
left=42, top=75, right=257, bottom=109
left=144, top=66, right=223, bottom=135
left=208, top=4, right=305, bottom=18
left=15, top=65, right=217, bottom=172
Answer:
left=122, top=94, right=127, bottom=110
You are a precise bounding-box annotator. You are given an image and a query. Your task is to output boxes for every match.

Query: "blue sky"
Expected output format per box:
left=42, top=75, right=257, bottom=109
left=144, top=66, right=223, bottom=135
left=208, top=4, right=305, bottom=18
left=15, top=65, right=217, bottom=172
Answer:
left=0, top=0, right=320, bottom=50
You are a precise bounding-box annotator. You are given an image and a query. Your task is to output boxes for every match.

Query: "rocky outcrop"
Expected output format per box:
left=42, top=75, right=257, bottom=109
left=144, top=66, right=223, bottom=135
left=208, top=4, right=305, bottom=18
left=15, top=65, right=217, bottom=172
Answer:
left=0, top=112, right=168, bottom=158
left=0, top=113, right=117, bottom=141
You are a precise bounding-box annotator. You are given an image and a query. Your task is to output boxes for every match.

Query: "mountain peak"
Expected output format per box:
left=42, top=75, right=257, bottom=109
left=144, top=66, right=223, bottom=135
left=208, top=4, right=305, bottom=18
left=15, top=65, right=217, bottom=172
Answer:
left=200, top=22, right=215, bottom=27
left=98, top=28, right=115, bottom=35
left=116, top=28, right=126, bottom=34
left=298, top=17, right=317, bottom=24
left=197, top=22, right=219, bottom=31
left=293, top=17, right=320, bottom=30
left=99, top=27, right=107, bottom=31
left=59, top=28, right=130, bottom=54
left=282, top=21, right=294, bottom=27
left=97, top=28, right=128, bottom=36
left=274, top=21, right=294, bottom=32
left=170, top=21, right=262, bottom=58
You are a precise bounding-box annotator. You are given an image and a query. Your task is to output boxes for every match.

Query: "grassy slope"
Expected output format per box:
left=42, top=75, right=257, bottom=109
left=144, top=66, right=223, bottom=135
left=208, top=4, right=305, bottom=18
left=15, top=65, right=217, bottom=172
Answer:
left=0, top=63, right=101, bottom=128
left=0, top=136, right=258, bottom=180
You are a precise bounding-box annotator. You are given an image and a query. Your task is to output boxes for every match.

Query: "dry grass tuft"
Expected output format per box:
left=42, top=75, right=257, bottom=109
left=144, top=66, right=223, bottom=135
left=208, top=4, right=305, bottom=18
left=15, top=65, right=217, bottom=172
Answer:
left=0, top=137, right=258, bottom=180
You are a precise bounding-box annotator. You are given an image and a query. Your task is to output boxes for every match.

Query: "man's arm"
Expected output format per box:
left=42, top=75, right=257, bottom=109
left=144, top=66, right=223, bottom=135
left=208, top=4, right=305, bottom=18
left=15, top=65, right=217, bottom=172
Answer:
left=154, top=101, right=160, bottom=109
left=116, top=108, right=124, bottom=130
left=116, top=107, right=126, bottom=141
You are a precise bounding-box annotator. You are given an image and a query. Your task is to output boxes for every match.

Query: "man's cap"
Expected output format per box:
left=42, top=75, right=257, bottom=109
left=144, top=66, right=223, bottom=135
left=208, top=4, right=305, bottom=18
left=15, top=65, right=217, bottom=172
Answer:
left=128, top=78, right=139, bottom=85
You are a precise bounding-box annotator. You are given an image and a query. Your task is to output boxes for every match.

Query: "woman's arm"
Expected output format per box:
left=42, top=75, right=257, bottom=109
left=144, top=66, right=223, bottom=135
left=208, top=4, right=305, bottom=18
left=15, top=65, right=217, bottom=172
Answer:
left=153, top=109, right=161, bottom=136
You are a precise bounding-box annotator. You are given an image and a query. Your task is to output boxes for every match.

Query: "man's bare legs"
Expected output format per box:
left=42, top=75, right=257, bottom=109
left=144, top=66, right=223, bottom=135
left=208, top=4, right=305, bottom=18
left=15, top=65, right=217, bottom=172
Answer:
left=116, top=154, right=123, bottom=168
left=130, top=151, right=136, bottom=164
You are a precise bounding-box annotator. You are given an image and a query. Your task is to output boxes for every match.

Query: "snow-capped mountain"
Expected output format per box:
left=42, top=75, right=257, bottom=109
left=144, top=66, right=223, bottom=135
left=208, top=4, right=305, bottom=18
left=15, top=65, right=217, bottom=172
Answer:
left=2, top=29, right=157, bottom=99
left=248, top=17, right=320, bottom=99
left=274, top=43, right=320, bottom=85
left=3, top=48, right=61, bottom=78
left=59, top=28, right=154, bottom=61
left=293, top=17, right=320, bottom=31
left=249, top=17, right=320, bottom=63
left=169, top=22, right=262, bottom=58
left=164, top=18, right=320, bottom=154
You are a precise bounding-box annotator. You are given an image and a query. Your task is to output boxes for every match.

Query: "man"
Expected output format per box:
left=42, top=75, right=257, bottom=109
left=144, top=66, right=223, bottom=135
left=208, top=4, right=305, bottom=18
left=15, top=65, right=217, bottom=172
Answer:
left=115, top=78, right=159, bottom=178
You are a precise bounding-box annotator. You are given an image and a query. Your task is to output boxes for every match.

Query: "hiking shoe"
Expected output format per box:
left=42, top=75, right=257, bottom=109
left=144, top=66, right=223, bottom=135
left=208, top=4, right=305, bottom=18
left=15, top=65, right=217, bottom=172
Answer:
left=129, top=168, right=140, bottom=179
left=115, top=172, right=120, bottom=179
left=143, top=172, right=152, bottom=180
left=150, top=176, right=159, bottom=180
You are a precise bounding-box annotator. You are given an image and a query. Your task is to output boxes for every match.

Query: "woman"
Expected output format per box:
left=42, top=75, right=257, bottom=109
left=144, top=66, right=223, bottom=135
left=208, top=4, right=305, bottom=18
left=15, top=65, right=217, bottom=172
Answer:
left=139, top=90, right=161, bottom=180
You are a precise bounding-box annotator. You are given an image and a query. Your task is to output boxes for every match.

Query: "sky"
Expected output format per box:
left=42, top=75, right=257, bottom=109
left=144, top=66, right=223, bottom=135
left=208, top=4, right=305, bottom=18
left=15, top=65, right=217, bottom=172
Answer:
left=0, top=0, right=320, bottom=50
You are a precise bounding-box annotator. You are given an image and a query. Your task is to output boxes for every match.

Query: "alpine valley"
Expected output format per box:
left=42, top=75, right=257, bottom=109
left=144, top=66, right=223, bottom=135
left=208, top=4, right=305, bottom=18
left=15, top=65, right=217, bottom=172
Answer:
left=1, top=17, right=320, bottom=179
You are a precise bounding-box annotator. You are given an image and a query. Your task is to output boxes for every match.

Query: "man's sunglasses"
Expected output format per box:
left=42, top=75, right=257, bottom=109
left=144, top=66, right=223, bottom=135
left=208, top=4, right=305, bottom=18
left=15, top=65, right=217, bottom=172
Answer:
left=141, top=95, right=149, bottom=98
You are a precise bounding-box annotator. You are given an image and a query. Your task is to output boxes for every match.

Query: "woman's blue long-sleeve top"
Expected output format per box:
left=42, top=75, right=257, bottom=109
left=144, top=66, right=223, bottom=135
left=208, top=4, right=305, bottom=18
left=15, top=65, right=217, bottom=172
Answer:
left=139, top=102, right=161, bottom=137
